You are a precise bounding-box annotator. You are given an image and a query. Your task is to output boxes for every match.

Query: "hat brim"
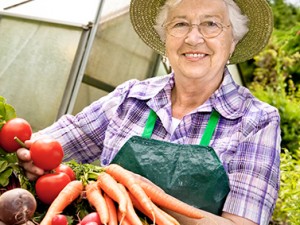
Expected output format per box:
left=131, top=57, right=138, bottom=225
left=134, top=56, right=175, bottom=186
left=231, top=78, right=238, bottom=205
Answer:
left=130, top=0, right=273, bottom=64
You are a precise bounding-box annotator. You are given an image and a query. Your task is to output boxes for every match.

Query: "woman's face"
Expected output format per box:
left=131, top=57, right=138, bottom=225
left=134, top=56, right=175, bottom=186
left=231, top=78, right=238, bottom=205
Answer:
left=165, top=0, right=235, bottom=82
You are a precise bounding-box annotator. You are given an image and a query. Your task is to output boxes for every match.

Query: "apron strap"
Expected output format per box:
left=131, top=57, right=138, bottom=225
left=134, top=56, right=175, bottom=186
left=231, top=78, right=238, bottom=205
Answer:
left=142, top=109, right=157, bottom=138
left=200, top=110, right=220, bottom=146
left=142, top=109, right=220, bottom=146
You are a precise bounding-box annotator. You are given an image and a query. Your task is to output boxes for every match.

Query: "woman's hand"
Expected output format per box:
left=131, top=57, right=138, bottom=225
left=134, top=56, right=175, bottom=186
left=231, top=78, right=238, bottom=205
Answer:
left=164, top=208, right=257, bottom=225
left=16, top=140, right=45, bottom=181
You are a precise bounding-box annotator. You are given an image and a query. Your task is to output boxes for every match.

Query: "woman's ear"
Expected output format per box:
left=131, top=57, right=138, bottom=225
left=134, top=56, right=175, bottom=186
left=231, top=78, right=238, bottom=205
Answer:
left=230, top=40, right=237, bottom=56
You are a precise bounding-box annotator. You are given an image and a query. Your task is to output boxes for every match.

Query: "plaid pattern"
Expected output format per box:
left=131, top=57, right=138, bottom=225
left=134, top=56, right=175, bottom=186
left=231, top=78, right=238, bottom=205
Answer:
left=37, top=67, right=281, bottom=225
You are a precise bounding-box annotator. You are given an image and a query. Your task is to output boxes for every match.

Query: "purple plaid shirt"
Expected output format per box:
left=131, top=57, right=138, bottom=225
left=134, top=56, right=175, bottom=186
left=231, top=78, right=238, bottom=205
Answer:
left=36, top=67, right=281, bottom=225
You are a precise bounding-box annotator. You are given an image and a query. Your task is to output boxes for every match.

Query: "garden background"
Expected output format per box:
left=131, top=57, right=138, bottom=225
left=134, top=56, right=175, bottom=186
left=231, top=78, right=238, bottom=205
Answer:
left=239, top=0, right=300, bottom=224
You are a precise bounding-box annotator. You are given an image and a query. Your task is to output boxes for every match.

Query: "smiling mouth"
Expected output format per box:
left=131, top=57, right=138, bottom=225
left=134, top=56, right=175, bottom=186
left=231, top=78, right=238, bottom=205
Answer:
left=184, top=53, right=206, bottom=58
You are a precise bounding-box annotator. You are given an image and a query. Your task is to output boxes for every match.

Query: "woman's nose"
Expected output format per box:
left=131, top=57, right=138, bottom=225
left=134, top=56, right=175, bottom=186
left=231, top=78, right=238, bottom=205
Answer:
left=184, top=25, right=205, bottom=45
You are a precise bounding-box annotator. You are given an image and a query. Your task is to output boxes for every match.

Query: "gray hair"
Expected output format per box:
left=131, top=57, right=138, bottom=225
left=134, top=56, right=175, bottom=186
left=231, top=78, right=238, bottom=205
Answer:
left=154, top=0, right=249, bottom=44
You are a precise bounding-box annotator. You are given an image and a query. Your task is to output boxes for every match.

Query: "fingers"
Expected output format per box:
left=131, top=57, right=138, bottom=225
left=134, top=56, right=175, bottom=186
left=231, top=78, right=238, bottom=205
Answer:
left=24, top=139, right=34, bottom=148
left=25, top=170, right=42, bottom=181
left=16, top=148, right=45, bottom=181
left=16, top=148, right=31, bottom=161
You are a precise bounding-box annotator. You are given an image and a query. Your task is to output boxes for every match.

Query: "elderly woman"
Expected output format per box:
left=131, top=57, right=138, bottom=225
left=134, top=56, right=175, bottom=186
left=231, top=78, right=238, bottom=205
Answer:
left=17, top=0, right=281, bottom=224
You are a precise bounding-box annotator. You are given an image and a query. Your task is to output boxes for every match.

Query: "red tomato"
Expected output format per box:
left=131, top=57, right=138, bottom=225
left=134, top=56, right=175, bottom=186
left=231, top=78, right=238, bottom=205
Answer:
left=80, top=212, right=101, bottom=225
left=55, top=164, right=76, bottom=181
left=30, top=138, right=64, bottom=170
left=52, top=215, right=68, bottom=225
left=0, top=118, right=32, bottom=153
left=35, top=172, right=71, bottom=204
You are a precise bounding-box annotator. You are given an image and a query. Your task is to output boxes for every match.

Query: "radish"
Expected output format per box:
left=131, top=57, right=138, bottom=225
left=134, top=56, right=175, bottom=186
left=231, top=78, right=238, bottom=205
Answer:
left=0, top=188, right=37, bottom=225
left=52, top=215, right=68, bottom=225
left=80, top=212, right=101, bottom=225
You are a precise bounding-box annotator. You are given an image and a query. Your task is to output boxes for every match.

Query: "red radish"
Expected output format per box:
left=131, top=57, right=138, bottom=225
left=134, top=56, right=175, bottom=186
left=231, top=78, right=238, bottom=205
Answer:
left=85, top=223, right=98, bottom=225
left=52, top=215, right=68, bottom=225
left=80, top=212, right=101, bottom=225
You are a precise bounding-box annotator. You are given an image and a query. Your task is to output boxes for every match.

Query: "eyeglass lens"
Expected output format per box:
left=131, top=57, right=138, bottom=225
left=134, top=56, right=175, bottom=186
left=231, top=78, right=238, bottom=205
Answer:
left=166, top=21, right=226, bottom=38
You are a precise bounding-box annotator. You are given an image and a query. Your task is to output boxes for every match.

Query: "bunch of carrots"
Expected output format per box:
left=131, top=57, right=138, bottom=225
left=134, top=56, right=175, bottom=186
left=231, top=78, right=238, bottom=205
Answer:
left=39, top=163, right=204, bottom=225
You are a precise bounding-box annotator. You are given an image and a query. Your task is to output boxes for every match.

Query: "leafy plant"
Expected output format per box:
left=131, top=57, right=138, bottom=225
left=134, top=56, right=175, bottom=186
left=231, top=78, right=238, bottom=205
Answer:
left=0, top=97, right=16, bottom=129
left=0, top=97, right=32, bottom=193
left=271, top=148, right=300, bottom=224
left=241, top=20, right=300, bottom=225
left=248, top=24, right=300, bottom=154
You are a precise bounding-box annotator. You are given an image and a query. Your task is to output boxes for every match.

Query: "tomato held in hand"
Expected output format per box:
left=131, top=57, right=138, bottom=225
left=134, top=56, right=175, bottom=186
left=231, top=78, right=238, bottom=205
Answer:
left=35, top=172, right=71, bottom=204
left=55, top=164, right=76, bottom=181
left=30, top=138, right=64, bottom=170
left=52, top=214, right=68, bottom=225
left=0, top=118, right=32, bottom=153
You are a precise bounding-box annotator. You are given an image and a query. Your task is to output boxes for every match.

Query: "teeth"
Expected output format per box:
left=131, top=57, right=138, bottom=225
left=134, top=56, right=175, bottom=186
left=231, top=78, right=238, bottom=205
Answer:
left=185, top=53, right=205, bottom=58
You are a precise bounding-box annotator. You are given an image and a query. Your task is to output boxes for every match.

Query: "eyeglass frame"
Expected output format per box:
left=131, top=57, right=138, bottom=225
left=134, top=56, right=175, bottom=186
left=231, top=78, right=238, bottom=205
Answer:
left=163, top=20, right=231, bottom=39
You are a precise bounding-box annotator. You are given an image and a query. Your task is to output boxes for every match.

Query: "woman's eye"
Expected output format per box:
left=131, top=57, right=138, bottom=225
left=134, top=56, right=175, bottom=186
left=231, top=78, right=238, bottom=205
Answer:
left=172, top=22, right=189, bottom=28
left=202, top=21, right=218, bottom=27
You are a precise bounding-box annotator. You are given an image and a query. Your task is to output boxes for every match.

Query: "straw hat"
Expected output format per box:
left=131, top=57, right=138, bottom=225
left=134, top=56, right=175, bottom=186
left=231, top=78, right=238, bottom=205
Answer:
left=130, top=0, right=273, bottom=64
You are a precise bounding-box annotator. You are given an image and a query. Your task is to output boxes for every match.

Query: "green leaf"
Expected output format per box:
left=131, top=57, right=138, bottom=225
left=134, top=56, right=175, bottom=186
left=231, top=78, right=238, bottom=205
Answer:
left=0, top=102, right=6, bottom=125
left=3, top=103, right=16, bottom=121
left=3, top=152, right=18, bottom=164
left=0, top=96, right=16, bottom=129
left=0, top=168, right=13, bottom=187
left=0, top=160, right=8, bottom=173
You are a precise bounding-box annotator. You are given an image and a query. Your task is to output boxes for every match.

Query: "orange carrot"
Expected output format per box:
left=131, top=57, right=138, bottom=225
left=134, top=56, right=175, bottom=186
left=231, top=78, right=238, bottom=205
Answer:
left=105, top=164, right=155, bottom=222
left=128, top=191, right=176, bottom=225
left=86, top=181, right=110, bottom=225
left=117, top=183, right=143, bottom=225
left=137, top=178, right=204, bottom=219
left=117, top=210, right=131, bottom=225
left=129, top=171, right=165, bottom=194
left=97, top=172, right=127, bottom=221
left=157, top=206, right=180, bottom=225
left=40, top=180, right=83, bottom=225
left=104, top=193, right=118, bottom=225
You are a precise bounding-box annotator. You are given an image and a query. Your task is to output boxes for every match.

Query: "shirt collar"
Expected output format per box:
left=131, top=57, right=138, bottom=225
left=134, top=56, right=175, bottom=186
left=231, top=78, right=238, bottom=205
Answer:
left=210, top=67, right=247, bottom=119
left=127, top=67, right=247, bottom=120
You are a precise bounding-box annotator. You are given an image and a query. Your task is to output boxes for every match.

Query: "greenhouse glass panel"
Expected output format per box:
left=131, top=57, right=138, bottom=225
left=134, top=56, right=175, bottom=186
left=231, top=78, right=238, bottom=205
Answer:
left=0, top=0, right=103, bottom=131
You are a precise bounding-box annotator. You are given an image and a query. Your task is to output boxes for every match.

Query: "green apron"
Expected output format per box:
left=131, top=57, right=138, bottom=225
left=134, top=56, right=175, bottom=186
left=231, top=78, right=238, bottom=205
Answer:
left=111, top=110, right=230, bottom=215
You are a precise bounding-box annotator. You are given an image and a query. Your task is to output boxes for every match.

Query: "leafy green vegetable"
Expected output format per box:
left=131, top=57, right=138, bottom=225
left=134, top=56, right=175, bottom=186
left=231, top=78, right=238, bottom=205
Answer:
left=64, top=160, right=104, bottom=186
left=0, top=168, right=13, bottom=186
left=0, top=97, right=16, bottom=129
left=0, top=160, right=8, bottom=173
left=32, top=160, right=105, bottom=224
left=0, top=96, right=32, bottom=192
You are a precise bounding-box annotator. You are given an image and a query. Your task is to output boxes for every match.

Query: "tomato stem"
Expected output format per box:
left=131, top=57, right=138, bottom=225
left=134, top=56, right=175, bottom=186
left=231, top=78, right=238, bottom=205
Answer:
left=14, top=136, right=27, bottom=148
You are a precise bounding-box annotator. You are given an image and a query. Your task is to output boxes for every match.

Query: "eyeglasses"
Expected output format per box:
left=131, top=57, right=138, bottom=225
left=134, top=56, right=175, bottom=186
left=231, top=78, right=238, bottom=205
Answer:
left=164, top=20, right=231, bottom=39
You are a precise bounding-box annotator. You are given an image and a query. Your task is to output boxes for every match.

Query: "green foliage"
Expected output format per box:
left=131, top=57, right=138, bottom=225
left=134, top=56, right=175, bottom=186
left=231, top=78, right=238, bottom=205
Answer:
left=239, top=2, right=300, bottom=223
left=0, top=97, right=18, bottom=189
left=0, top=97, right=32, bottom=192
left=270, top=0, right=300, bottom=31
left=249, top=23, right=300, bottom=154
left=241, top=9, right=300, bottom=224
left=0, top=96, right=17, bottom=129
left=239, top=1, right=300, bottom=86
left=272, top=149, right=300, bottom=224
